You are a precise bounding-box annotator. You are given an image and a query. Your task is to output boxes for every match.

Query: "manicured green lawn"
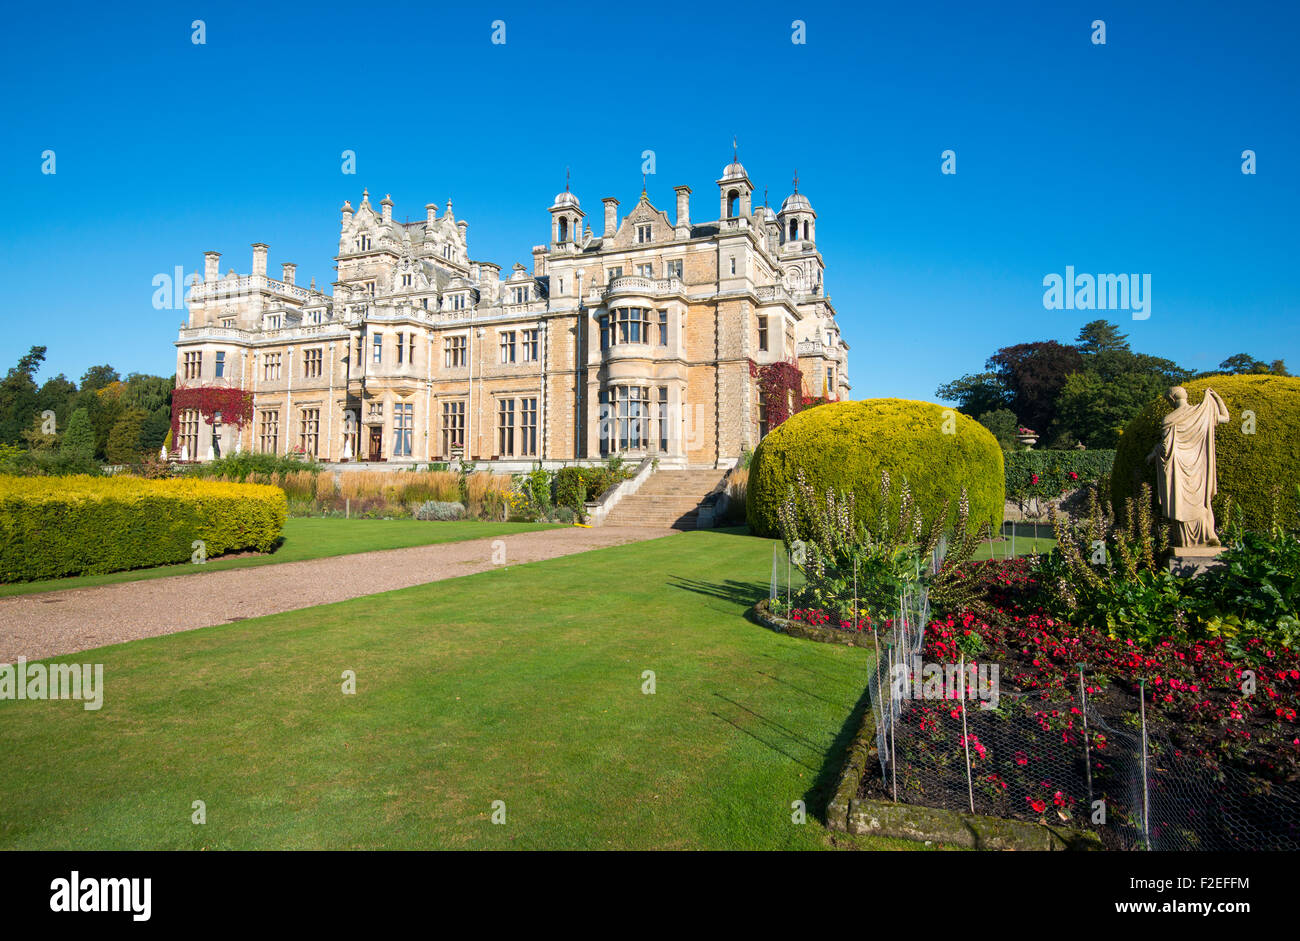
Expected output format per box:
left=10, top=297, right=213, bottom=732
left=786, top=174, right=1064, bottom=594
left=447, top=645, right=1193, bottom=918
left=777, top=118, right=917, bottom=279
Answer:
left=0, top=518, right=559, bottom=598
left=0, top=530, right=928, bottom=850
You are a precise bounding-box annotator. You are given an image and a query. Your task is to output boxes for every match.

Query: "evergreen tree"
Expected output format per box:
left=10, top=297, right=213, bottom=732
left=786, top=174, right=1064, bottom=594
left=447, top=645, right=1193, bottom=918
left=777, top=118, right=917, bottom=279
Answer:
left=106, top=408, right=147, bottom=464
left=61, top=407, right=95, bottom=459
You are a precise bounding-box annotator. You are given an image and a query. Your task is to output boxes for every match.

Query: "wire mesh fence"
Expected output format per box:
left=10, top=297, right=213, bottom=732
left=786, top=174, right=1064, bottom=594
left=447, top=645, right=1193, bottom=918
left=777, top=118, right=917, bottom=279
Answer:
left=868, top=659, right=1300, bottom=851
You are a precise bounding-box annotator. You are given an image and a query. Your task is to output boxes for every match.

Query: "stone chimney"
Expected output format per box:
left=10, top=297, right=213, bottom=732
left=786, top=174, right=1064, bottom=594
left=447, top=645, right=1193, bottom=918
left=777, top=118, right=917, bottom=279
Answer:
left=602, top=197, right=619, bottom=238
left=457, top=220, right=468, bottom=243
left=532, top=246, right=546, bottom=276
left=674, top=186, right=692, bottom=236
left=252, top=243, right=268, bottom=278
left=425, top=203, right=437, bottom=226
left=381, top=193, right=393, bottom=224
left=281, top=263, right=296, bottom=286
left=340, top=200, right=353, bottom=226
left=204, top=251, right=221, bottom=282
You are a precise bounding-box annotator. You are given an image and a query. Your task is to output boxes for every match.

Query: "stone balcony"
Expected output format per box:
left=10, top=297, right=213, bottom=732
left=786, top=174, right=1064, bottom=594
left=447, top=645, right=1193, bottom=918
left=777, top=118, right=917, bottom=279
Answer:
left=596, top=275, right=684, bottom=303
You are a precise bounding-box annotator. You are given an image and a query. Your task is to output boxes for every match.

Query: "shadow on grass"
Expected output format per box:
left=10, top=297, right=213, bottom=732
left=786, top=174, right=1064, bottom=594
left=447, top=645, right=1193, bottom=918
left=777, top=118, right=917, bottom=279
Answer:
left=709, top=696, right=822, bottom=773
left=803, top=682, right=875, bottom=825
left=668, top=576, right=769, bottom=612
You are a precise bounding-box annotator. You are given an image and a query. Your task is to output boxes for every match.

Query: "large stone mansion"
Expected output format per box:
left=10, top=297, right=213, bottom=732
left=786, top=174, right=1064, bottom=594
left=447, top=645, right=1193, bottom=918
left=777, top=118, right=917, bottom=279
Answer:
left=173, top=154, right=851, bottom=467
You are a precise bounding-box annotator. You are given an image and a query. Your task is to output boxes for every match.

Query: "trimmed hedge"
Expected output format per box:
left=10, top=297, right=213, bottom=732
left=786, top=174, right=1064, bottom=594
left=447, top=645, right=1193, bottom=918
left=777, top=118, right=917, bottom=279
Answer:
left=1112, top=374, right=1300, bottom=534
left=1004, top=449, right=1115, bottom=502
left=0, top=474, right=287, bottom=581
left=747, top=399, right=1005, bottom=538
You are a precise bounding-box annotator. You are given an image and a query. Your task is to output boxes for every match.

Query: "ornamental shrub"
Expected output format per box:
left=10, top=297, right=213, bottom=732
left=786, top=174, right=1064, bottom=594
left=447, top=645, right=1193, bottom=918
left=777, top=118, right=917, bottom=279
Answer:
left=0, top=474, right=287, bottom=581
left=1004, top=449, right=1115, bottom=502
left=1111, top=374, right=1300, bottom=535
left=553, top=466, right=616, bottom=511
left=746, top=399, right=1004, bottom=538
left=415, top=500, right=467, bottom=521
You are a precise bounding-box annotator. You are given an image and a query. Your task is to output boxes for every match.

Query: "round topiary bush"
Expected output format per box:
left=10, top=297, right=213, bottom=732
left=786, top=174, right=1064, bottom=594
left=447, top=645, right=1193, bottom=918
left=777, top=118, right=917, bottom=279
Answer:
left=1112, top=374, right=1300, bottom=534
left=746, top=399, right=1005, bottom=538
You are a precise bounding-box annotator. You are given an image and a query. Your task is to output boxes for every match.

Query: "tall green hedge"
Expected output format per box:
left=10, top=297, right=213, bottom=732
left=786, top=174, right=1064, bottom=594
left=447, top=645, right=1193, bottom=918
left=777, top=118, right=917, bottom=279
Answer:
left=746, top=399, right=1005, bottom=538
left=1111, top=374, right=1300, bottom=534
left=0, top=475, right=287, bottom=581
left=1004, top=449, right=1115, bottom=501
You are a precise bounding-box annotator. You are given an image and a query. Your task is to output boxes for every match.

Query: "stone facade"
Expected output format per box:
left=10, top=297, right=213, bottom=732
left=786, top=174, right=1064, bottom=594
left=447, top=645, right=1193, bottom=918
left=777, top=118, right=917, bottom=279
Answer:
left=173, top=155, right=851, bottom=468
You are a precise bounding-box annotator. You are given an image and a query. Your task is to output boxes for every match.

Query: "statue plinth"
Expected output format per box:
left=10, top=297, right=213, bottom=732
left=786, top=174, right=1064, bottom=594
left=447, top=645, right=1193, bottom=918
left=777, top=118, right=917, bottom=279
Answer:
left=1168, top=545, right=1226, bottom=577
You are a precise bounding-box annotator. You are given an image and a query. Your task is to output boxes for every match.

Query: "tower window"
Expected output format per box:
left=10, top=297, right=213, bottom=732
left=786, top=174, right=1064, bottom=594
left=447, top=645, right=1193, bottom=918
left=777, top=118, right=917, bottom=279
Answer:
left=637, top=224, right=652, bottom=243
left=727, top=190, right=739, bottom=217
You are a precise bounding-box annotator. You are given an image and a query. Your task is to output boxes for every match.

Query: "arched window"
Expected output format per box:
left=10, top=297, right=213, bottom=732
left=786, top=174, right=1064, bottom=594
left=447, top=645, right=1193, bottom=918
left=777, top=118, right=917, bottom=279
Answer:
left=803, top=221, right=809, bottom=240
left=789, top=220, right=798, bottom=241
left=558, top=218, right=568, bottom=242
left=727, top=190, right=739, bottom=217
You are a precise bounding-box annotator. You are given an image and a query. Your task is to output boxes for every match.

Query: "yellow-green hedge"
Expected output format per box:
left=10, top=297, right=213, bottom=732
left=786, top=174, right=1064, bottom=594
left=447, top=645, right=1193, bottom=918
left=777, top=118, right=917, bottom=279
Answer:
left=0, top=475, right=287, bottom=582
left=747, top=399, right=1005, bottom=538
left=1112, top=374, right=1300, bottom=534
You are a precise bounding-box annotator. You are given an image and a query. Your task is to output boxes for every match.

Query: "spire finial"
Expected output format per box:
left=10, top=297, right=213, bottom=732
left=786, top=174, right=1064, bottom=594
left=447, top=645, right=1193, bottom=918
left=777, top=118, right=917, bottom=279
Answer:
left=641, top=172, right=647, bottom=197
left=565, top=166, right=570, bottom=192
left=792, top=170, right=799, bottom=193
left=764, top=188, right=769, bottom=208
left=733, top=135, right=738, bottom=162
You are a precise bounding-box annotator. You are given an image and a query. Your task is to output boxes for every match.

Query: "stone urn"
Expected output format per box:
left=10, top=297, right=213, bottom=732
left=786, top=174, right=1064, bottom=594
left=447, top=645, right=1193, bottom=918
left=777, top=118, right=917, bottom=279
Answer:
left=1016, top=430, right=1038, bottom=450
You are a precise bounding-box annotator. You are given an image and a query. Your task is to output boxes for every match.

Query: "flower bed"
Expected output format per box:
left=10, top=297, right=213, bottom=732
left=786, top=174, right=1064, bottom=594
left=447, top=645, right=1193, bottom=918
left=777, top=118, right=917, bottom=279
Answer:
left=855, top=559, right=1300, bottom=850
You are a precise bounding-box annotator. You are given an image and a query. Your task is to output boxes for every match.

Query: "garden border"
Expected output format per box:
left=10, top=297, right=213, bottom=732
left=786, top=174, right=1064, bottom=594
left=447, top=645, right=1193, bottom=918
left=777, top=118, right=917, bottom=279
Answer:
left=823, top=687, right=1102, bottom=850
left=750, top=597, right=873, bottom=648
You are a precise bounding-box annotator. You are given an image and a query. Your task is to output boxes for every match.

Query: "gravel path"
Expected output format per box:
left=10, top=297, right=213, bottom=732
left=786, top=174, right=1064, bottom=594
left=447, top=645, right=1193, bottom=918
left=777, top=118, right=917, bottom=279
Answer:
left=0, top=525, right=675, bottom=662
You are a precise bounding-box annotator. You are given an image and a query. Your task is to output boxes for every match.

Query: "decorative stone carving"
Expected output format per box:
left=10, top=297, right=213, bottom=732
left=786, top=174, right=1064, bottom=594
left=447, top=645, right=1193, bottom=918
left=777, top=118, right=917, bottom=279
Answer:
left=1147, top=386, right=1230, bottom=547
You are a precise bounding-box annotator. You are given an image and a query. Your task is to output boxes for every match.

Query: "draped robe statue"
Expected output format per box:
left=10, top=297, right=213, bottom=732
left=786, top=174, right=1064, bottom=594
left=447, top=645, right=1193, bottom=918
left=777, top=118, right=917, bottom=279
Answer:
left=1146, top=386, right=1230, bottom=547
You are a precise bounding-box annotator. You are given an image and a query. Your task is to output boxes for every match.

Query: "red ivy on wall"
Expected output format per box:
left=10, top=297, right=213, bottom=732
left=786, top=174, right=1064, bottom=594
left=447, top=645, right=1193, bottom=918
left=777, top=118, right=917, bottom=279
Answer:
left=749, top=359, right=803, bottom=429
left=171, top=386, right=254, bottom=438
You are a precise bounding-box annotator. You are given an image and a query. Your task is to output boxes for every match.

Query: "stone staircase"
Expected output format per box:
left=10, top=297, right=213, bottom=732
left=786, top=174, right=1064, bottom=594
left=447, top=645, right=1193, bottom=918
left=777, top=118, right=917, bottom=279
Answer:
left=603, top=469, right=725, bottom=530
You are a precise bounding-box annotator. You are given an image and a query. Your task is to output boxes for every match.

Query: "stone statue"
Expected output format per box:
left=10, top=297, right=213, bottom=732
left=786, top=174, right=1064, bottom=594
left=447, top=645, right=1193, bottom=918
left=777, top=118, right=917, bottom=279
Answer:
left=1146, top=386, right=1230, bottom=547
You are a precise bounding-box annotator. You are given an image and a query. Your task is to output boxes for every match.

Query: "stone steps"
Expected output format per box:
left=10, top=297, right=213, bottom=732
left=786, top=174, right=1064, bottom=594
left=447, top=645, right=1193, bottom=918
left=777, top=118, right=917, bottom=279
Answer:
left=603, top=470, right=724, bottom=530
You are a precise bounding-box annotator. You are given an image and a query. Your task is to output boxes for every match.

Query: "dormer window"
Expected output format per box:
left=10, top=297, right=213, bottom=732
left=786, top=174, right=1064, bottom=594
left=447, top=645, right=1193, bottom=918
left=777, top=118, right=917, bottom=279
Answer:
left=637, top=224, right=652, bottom=244
left=511, top=286, right=530, bottom=304
left=266, top=313, right=282, bottom=330
left=401, top=273, right=413, bottom=288
left=354, top=235, right=371, bottom=252
left=443, top=245, right=452, bottom=260
left=449, top=293, right=467, bottom=311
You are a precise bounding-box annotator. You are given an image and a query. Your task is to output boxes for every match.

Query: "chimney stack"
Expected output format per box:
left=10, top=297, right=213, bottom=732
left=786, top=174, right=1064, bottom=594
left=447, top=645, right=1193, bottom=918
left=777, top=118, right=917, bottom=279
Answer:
left=532, top=246, right=546, bottom=276
left=204, top=251, right=221, bottom=282
left=602, top=197, right=619, bottom=238
left=674, top=185, right=692, bottom=234
left=381, top=193, right=393, bottom=224
left=251, top=243, right=268, bottom=278
left=282, top=263, right=296, bottom=286
left=340, top=200, right=353, bottom=226
left=425, top=203, right=437, bottom=226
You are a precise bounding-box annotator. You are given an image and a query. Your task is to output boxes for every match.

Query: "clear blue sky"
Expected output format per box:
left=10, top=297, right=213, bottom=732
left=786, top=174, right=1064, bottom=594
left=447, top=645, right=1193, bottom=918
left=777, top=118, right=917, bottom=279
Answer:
left=1, top=0, right=1296, bottom=400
